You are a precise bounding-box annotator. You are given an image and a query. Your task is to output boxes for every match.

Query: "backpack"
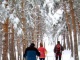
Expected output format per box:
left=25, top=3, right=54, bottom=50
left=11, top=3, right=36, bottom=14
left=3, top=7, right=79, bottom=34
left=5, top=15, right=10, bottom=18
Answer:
left=56, top=44, right=61, bottom=53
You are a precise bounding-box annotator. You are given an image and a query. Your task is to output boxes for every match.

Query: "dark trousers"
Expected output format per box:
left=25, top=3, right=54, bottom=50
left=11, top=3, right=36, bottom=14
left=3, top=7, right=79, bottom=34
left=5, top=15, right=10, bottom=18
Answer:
left=56, top=55, right=61, bottom=60
left=39, top=58, right=45, bottom=60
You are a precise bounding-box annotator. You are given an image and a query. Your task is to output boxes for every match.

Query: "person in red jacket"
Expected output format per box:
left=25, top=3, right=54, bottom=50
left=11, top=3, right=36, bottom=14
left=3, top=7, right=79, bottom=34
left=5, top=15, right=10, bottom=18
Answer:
left=54, top=41, right=64, bottom=60
left=38, top=43, right=47, bottom=60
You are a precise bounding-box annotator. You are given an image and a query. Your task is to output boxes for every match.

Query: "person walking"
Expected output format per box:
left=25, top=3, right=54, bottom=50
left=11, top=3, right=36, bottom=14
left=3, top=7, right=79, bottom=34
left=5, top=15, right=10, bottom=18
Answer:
left=38, top=43, right=47, bottom=60
left=54, top=41, right=64, bottom=60
left=23, top=43, right=40, bottom=60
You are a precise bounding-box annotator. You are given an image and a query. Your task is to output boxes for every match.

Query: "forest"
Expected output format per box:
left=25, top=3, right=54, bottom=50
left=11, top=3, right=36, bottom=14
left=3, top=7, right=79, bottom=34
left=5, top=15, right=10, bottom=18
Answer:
left=0, top=0, right=80, bottom=60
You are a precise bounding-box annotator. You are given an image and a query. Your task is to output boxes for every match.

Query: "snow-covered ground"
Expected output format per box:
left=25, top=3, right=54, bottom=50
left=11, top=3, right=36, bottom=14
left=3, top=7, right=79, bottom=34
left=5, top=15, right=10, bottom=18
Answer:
left=44, top=43, right=80, bottom=60
left=44, top=44, right=74, bottom=60
left=41, top=39, right=79, bottom=60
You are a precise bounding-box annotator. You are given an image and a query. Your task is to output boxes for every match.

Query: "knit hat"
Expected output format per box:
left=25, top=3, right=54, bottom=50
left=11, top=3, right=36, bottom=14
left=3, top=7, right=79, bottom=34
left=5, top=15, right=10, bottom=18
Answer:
left=30, top=43, right=35, bottom=47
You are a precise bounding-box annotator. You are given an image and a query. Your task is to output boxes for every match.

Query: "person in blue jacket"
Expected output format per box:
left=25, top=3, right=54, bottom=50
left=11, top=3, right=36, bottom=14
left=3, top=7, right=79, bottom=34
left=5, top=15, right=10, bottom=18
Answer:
left=23, top=43, right=40, bottom=60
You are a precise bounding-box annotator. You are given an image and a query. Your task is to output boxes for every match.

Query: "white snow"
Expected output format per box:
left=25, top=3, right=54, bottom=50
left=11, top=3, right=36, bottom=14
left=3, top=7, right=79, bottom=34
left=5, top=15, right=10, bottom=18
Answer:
left=0, top=0, right=80, bottom=60
left=44, top=40, right=75, bottom=60
left=37, top=41, right=75, bottom=60
left=42, top=36, right=75, bottom=60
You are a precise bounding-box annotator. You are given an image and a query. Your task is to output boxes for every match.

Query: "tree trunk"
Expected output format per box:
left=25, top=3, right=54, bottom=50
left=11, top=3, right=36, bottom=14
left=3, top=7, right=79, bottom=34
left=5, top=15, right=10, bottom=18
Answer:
left=9, top=24, right=15, bottom=60
left=0, top=23, right=3, bottom=60
left=8, top=24, right=15, bottom=60
left=63, top=32, right=66, bottom=49
left=63, top=2, right=73, bottom=56
left=69, top=0, right=79, bottom=60
left=21, top=1, right=28, bottom=60
left=2, top=18, right=9, bottom=60
left=66, top=31, right=70, bottom=50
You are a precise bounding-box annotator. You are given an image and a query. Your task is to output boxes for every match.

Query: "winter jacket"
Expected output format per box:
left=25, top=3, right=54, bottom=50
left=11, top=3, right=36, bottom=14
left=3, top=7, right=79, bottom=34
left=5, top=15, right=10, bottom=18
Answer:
left=38, top=47, right=47, bottom=58
left=23, top=46, right=40, bottom=60
left=54, top=44, right=64, bottom=56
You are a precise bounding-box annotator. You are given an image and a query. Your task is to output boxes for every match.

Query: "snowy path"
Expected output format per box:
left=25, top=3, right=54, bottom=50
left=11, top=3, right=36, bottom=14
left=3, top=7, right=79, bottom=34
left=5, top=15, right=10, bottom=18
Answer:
left=43, top=44, right=74, bottom=60
left=45, top=50, right=74, bottom=60
left=37, top=40, right=80, bottom=60
left=37, top=44, right=80, bottom=60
